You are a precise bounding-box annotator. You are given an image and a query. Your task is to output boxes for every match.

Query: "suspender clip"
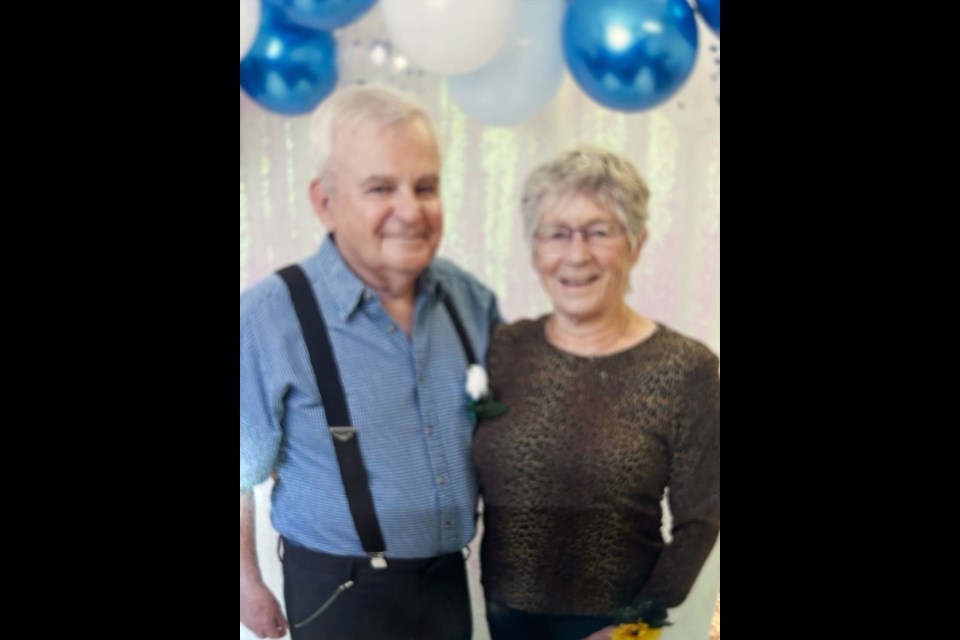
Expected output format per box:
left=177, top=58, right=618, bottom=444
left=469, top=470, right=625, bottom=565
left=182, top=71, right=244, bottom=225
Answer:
left=329, top=426, right=356, bottom=442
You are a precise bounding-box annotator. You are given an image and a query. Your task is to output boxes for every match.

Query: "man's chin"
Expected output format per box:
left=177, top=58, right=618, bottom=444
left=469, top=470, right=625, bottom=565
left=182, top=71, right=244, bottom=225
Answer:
left=383, top=237, right=433, bottom=249
left=383, top=249, right=436, bottom=275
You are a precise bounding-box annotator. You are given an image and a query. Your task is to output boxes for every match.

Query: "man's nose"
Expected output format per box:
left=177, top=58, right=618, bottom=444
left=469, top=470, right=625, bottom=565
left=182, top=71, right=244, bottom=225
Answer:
left=393, top=187, right=424, bottom=222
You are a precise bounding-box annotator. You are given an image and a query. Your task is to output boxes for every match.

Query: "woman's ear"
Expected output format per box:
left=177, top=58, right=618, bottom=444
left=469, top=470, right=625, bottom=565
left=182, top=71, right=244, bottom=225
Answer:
left=631, top=229, right=649, bottom=264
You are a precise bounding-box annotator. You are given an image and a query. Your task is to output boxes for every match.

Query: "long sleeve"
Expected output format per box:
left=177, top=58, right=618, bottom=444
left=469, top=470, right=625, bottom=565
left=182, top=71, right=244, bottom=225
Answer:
left=635, top=354, right=721, bottom=608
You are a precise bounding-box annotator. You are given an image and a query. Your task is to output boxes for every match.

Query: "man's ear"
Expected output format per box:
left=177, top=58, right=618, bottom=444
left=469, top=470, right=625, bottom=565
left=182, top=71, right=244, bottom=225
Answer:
left=310, top=178, right=335, bottom=232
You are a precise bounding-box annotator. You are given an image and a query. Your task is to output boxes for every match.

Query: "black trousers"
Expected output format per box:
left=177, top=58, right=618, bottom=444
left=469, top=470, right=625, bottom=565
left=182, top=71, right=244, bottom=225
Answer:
left=282, top=540, right=473, bottom=640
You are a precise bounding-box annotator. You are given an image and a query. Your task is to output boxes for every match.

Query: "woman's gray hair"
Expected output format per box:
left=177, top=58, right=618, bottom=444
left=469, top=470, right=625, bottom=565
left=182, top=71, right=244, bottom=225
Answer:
left=521, top=147, right=651, bottom=250
left=309, top=85, right=436, bottom=189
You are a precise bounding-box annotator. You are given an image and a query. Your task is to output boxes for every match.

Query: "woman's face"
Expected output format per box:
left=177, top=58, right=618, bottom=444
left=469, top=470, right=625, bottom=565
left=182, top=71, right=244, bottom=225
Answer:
left=533, top=194, right=643, bottom=324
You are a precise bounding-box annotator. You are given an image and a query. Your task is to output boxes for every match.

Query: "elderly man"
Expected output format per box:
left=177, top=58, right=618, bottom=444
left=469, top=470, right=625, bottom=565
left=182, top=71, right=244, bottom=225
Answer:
left=240, top=86, right=500, bottom=640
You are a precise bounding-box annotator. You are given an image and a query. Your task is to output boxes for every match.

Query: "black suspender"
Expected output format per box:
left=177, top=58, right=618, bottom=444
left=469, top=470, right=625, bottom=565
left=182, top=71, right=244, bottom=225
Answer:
left=278, top=266, right=387, bottom=568
left=277, top=265, right=477, bottom=568
left=441, top=296, right=478, bottom=366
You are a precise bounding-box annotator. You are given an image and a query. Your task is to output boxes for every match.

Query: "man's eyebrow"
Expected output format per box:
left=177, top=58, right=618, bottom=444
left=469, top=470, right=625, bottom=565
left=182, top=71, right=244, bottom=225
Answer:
left=358, top=174, right=440, bottom=187
left=359, top=175, right=395, bottom=187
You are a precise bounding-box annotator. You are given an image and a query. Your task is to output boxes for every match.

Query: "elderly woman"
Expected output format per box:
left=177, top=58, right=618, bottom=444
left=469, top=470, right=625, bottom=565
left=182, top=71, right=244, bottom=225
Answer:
left=474, top=147, right=720, bottom=640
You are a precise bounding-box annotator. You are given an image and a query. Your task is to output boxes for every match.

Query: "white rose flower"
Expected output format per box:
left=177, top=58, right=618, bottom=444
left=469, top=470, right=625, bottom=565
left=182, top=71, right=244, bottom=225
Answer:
left=465, top=364, right=489, bottom=401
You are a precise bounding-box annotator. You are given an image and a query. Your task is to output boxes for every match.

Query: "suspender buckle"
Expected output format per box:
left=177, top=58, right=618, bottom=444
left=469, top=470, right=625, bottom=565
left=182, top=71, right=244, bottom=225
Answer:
left=329, top=426, right=356, bottom=443
left=369, top=553, right=388, bottom=570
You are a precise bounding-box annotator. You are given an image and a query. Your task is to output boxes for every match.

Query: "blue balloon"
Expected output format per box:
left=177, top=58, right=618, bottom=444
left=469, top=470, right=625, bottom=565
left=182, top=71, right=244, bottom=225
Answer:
left=265, top=0, right=378, bottom=31
left=696, top=0, right=720, bottom=37
left=563, top=0, right=699, bottom=112
left=240, top=6, right=339, bottom=116
left=449, top=0, right=567, bottom=126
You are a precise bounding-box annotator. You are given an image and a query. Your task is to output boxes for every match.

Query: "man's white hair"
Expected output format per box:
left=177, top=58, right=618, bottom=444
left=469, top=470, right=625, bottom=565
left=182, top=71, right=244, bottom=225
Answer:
left=309, top=85, right=436, bottom=188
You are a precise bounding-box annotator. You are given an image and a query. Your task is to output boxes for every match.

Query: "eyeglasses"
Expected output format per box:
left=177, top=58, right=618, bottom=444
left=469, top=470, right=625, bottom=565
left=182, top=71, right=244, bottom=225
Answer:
left=533, top=221, right=626, bottom=249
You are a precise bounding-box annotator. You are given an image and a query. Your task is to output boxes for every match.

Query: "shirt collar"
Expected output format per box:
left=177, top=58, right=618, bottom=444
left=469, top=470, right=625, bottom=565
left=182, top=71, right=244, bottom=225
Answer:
left=308, top=236, right=442, bottom=323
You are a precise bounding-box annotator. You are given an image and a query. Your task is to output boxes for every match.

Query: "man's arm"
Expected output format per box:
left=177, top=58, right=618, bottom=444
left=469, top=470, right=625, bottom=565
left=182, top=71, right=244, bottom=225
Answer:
left=240, top=490, right=288, bottom=639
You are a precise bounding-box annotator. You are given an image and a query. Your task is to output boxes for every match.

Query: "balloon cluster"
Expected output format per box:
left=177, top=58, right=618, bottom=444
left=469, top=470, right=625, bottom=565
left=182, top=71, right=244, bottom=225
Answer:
left=240, top=0, right=720, bottom=121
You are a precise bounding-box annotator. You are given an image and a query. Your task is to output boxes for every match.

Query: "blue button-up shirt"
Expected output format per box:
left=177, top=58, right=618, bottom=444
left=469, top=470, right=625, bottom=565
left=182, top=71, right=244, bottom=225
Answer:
left=240, top=239, right=500, bottom=558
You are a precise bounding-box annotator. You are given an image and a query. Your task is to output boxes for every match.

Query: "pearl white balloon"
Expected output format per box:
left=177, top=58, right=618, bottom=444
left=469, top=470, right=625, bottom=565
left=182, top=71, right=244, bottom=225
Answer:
left=449, top=0, right=565, bottom=125
left=381, top=0, right=515, bottom=76
left=240, top=0, right=261, bottom=61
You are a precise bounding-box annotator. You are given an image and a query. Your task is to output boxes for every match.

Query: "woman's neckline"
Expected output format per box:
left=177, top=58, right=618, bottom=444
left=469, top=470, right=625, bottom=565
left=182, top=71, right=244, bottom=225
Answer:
left=539, top=314, right=662, bottom=361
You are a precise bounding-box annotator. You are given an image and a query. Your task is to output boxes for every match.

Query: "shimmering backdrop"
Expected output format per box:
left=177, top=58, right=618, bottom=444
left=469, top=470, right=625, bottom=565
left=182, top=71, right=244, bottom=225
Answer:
left=240, top=7, right=719, bottom=640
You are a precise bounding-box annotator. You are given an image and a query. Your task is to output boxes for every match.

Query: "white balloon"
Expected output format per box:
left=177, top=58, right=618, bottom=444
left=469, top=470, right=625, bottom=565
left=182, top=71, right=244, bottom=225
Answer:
left=240, top=0, right=261, bottom=61
left=449, top=0, right=565, bottom=125
left=381, top=0, right=515, bottom=76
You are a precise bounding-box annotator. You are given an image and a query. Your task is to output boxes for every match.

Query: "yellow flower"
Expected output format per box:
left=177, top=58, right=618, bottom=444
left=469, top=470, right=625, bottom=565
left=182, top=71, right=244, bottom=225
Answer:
left=611, top=622, right=663, bottom=640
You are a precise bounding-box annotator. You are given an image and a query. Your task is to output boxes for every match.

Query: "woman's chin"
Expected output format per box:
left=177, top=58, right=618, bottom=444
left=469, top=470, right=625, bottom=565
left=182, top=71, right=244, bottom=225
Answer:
left=552, top=304, right=608, bottom=324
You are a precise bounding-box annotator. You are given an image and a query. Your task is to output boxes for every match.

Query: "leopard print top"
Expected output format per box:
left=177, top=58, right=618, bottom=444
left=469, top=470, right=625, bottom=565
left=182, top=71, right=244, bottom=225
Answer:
left=474, top=317, right=720, bottom=616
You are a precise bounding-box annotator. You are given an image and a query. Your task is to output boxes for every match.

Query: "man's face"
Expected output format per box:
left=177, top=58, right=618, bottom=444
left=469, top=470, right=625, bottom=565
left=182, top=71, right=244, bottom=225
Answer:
left=312, top=117, right=443, bottom=288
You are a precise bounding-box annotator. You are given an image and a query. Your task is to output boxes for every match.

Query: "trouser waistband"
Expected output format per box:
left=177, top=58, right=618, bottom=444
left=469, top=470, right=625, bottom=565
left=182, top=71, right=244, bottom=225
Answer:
left=281, top=538, right=463, bottom=574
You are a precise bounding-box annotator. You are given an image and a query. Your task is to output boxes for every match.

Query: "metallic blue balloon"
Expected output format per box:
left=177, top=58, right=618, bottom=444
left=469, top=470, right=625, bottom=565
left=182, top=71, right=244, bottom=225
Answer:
left=563, top=0, right=699, bottom=112
left=696, top=0, right=720, bottom=37
left=265, top=0, right=378, bottom=31
left=240, top=6, right=339, bottom=116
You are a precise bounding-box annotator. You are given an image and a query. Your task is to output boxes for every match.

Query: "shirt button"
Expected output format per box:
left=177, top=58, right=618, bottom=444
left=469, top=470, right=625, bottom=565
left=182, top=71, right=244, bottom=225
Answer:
left=444, top=521, right=452, bottom=530
left=418, top=373, right=425, bottom=385
left=387, top=325, right=397, bottom=334
left=426, top=425, right=434, bottom=436
left=437, top=475, right=447, bottom=485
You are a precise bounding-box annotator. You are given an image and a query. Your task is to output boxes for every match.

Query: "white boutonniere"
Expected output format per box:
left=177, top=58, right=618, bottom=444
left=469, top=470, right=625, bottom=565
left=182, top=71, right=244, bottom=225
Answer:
left=465, top=364, right=507, bottom=425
